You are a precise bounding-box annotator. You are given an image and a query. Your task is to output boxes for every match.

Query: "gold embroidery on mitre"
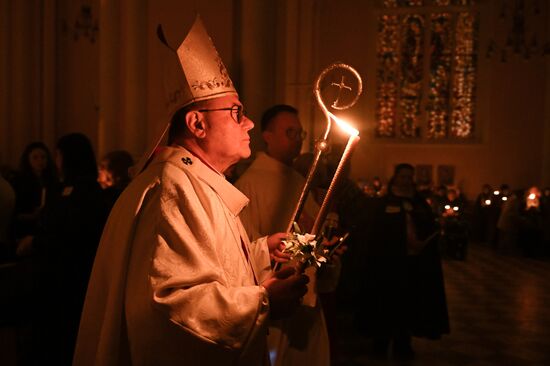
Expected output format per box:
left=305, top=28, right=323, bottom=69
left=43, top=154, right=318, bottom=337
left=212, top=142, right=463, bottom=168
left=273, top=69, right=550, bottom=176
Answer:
left=174, top=15, right=237, bottom=106
left=191, top=57, right=234, bottom=91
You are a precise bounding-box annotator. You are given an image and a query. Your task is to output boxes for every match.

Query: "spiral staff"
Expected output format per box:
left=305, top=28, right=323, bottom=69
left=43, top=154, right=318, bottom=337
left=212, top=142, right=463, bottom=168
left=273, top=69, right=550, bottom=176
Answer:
left=286, top=63, right=363, bottom=236
left=274, top=63, right=363, bottom=274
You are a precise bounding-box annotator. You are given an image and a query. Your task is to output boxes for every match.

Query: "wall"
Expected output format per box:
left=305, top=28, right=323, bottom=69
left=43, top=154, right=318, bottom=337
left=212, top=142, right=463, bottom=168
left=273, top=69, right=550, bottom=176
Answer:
left=1, top=0, right=548, bottom=200
left=0, top=0, right=48, bottom=166
left=313, top=0, right=549, bottom=199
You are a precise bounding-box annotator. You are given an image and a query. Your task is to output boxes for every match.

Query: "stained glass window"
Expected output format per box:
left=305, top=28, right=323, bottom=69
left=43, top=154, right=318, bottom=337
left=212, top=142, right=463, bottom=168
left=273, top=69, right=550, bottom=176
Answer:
left=376, top=1, right=478, bottom=140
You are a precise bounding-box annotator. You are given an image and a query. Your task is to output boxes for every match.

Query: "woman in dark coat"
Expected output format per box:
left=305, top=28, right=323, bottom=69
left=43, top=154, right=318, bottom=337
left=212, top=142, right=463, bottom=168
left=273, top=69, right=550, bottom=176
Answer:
left=12, top=142, right=59, bottom=239
left=18, top=133, right=107, bottom=364
left=355, top=164, right=449, bottom=359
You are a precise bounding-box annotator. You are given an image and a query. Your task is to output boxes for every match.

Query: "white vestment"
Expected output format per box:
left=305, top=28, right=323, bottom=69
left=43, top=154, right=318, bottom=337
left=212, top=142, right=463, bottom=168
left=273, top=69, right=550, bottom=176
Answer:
left=235, top=152, right=330, bottom=366
left=74, top=146, right=272, bottom=366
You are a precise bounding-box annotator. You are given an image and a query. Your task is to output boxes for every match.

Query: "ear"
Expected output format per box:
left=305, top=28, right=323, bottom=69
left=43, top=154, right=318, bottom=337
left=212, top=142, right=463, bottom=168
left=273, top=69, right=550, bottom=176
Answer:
left=261, top=130, right=272, bottom=145
left=185, top=111, right=207, bottom=138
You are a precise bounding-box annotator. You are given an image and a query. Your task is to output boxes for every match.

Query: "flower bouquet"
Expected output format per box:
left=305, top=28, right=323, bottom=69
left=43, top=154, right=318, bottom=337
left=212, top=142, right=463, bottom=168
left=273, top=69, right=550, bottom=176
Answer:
left=280, top=222, right=348, bottom=269
left=282, top=231, right=328, bottom=268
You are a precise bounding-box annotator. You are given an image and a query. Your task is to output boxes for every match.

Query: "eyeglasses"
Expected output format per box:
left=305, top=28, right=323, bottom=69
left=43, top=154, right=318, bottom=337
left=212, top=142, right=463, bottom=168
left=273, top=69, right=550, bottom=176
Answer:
left=285, top=128, right=307, bottom=141
left=198, top=105, right=245, bottom=124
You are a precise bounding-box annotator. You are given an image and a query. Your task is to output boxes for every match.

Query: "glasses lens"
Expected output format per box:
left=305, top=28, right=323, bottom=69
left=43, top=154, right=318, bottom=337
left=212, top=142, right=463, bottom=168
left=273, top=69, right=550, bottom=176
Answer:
left=231, top=106, right=244, bottom=124
left=286, top=129, right=306, bottom=140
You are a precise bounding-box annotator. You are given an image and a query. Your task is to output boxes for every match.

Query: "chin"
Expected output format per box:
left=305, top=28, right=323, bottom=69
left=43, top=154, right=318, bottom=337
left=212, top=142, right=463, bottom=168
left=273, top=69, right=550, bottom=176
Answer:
left=240, top=144, right=251, bottom=157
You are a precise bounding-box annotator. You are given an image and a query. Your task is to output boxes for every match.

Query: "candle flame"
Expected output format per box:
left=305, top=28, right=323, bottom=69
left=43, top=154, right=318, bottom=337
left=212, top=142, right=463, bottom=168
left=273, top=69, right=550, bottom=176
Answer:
left=329, top=112, right=359, bottom=136
left=528, top=193, right=536, bottom=200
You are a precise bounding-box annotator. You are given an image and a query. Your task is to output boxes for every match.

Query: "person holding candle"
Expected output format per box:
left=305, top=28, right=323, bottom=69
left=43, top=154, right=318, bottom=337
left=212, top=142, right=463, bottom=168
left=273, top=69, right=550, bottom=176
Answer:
left=73, top=18, right=308, bottom=366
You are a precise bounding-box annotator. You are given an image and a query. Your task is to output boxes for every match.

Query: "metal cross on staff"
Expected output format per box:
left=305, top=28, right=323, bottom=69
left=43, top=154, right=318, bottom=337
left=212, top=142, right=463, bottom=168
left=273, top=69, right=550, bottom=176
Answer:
left=284, top=63, right=362, bottom=234
left=330, top=76, right=353, bottom=108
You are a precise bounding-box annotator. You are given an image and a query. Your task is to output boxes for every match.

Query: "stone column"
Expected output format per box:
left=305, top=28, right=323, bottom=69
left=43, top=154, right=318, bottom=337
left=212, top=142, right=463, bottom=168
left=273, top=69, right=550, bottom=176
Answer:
left=275, top=0, right=321, bottom=152
left=98, top=0, right=121, bottom=159
left=0, top=0, right=11, bottom=164
left=42, top=0, right=57, bottom=149
left=5, top=0, right=42, bottom=165
left=543, top=4, right=550, bottom=187
left=238, top=0, right=277, bottom=153
left=120, top=0, right=148, bottom=159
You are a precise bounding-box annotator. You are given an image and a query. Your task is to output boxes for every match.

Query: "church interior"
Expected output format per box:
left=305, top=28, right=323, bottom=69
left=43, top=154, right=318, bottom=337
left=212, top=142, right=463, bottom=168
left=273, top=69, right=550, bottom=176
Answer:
left=1, top=0, right=550, bottom=365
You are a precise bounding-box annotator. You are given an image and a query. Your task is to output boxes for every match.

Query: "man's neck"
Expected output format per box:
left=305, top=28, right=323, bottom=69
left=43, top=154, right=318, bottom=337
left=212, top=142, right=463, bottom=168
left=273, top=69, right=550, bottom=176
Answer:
left=265, top=150, right=292, bottom=167
left=174, top=142, right=225, bottom=176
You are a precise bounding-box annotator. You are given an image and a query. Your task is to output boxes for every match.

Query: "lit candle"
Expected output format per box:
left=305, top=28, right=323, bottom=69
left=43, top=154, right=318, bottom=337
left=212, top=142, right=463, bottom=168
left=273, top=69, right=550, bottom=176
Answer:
left=311, top=114, right=359, bottom=236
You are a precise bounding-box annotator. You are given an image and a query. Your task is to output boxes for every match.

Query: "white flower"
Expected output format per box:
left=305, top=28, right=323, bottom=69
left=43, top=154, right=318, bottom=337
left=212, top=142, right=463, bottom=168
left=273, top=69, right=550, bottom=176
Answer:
left=281, top=230, right=329, bottom=268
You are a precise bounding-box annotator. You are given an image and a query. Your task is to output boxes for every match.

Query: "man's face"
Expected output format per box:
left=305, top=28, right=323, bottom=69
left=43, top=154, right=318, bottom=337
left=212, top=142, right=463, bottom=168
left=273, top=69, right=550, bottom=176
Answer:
left=98, top=159, right=113, bottom=189
left=200, top=94, right=254, bottom=168
left=392, top=168, right=415, bottom=196
left=264, top=111, right=303, bottom=165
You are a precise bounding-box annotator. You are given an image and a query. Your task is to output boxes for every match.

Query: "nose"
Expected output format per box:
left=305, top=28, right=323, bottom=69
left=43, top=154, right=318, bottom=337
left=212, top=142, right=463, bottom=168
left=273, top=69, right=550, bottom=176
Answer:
left=242, top=115, right=254, bottom=131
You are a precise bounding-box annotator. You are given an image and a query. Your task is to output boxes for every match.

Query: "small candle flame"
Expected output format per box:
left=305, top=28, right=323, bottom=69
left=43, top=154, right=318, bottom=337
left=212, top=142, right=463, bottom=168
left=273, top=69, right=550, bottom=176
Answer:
left=528, top=193, right=536, bottom=200
left=329, top=112, right=359, bottom=136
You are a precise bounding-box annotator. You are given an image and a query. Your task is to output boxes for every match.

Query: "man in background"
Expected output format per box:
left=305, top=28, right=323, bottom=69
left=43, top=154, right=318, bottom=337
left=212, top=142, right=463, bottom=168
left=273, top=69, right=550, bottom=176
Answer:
left=236, top=104, right=331, bottom=366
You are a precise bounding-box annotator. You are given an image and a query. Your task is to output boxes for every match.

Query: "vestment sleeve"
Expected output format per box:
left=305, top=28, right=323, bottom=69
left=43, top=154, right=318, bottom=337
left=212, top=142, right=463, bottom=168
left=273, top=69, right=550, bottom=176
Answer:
left=248, top=235, right=272, bottom=284
left=149, top=169, right=269, bottom=351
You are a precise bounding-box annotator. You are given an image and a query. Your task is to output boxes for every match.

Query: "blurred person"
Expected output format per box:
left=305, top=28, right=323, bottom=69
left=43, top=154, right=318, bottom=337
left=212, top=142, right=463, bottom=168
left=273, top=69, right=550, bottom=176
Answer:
left=362, top=182, right=377, bottom=197
left=517, top=187, right=544, bottom=257
left=97, top=150, right=134, bottom=190
left=356, top=163, right=449, bottom=360
left=431, top=184, right=448, bottom=217
left=97, top=150, right=135, bottom=214
left=496, top=189, right=521, bottom=255
left=473, top=184, right=494, bottom=242
left=16, top=133, right=105, bottom=364
left=440, top=188, right=469, bottom=260
left=372, top=176, right=385, bottom=197
left=11, top=141, right=59, bottom=239
left=0, top=173, right=16, bottom=260
left=74, top=18, right=308, bottom=366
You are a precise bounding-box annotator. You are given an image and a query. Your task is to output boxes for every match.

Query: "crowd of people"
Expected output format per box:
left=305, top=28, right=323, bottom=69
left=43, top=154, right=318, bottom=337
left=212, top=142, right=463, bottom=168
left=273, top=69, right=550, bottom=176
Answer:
left=0, top=15, right=548, bottom=366
left=357, top=178, right=550, bottom=261
left=474, top=184, right=550, bottom=257
left=0, top=135, right=135, bottom=363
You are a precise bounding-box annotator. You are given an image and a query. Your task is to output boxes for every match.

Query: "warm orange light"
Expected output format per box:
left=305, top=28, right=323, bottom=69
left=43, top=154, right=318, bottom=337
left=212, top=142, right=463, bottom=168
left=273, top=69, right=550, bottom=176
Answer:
left=528, top=193, right=536, bottom=200
left=484, top=199, right=491, bottom=205
left=329, top=112, right=359, bottom=136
